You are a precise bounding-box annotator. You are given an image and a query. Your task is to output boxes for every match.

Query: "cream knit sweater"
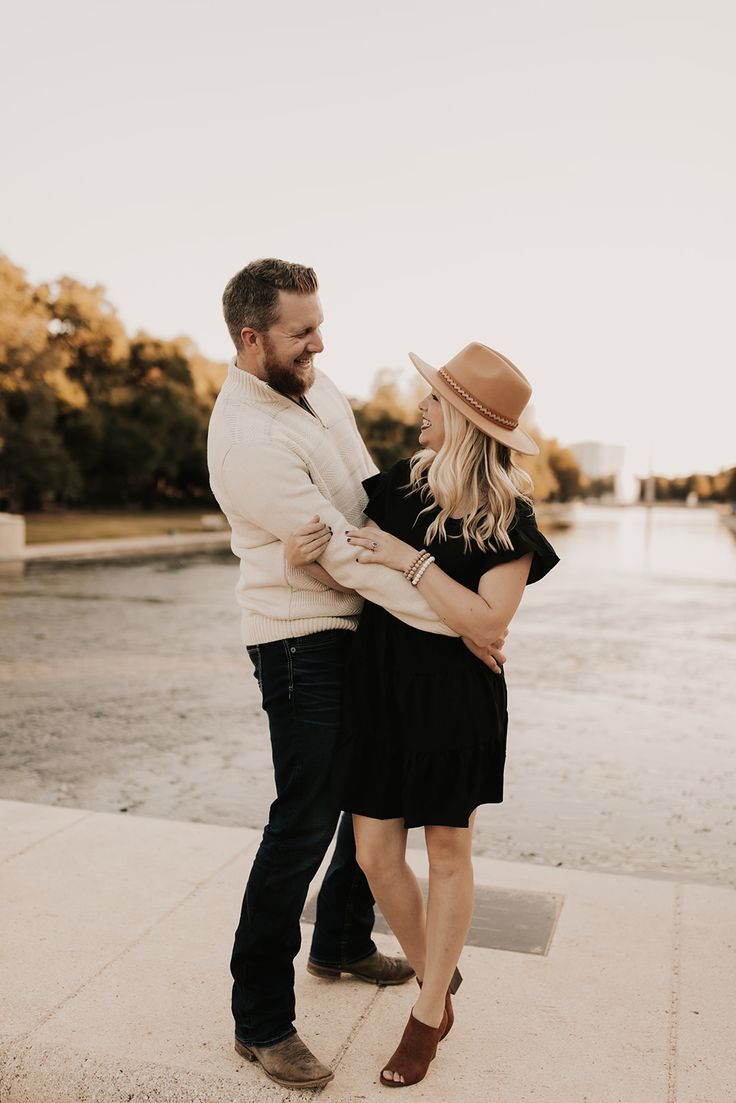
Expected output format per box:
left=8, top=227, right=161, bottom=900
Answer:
left=207, top=359, right=456, bottom=645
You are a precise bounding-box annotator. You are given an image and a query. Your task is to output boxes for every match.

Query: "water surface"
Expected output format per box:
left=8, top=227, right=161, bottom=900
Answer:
left=2, top=505, right=735, bottom=886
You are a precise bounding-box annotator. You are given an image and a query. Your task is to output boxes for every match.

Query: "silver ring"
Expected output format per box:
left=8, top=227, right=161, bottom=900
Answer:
left=371, top=541, right=379, bottom=549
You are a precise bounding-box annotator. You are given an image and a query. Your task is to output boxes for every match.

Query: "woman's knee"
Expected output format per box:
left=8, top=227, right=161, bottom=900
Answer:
left=355, top=841, right=404, bottom=881
left=425, top=827, right=473, bottom=877
left=353, top=818, right=407, bottom=882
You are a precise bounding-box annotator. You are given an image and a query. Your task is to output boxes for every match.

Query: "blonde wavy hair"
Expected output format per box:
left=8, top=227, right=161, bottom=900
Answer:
left=408, top=395, right=534, bottom=552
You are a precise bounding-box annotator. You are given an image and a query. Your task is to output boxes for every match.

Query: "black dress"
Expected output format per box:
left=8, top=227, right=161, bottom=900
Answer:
left=331, top=458, right=560, bottom=829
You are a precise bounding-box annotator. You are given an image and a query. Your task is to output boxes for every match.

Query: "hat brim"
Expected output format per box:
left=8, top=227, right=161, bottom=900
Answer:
left=408, top=352, right=540, bottom=456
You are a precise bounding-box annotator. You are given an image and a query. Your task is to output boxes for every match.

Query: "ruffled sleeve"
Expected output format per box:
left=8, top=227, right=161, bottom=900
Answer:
left=483, top=500, right=560, bottom=585
left=361, top=472, right=389, bottom=526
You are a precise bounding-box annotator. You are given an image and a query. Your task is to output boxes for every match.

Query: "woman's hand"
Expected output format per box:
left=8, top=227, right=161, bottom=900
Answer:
left=461, top=630, right=509, bottom=674
left=285, top=515, right=332, bottom=568
left=345, top=525, right=418, bottom=574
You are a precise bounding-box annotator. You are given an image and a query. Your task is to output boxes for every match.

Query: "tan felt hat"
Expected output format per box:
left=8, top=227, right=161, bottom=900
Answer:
left=409, top=342, right=539, bottom=456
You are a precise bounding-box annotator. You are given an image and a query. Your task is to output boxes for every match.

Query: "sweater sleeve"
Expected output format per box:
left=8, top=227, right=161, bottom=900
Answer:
left=220, top=439, right=456, bottom=637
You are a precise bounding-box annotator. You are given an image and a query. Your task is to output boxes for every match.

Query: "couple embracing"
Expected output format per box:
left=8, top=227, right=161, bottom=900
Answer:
left=206, top=258, right=559, bottom=1090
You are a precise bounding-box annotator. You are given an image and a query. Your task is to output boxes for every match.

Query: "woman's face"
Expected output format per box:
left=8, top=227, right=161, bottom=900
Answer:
left=418, top=390, right=445, bottom=451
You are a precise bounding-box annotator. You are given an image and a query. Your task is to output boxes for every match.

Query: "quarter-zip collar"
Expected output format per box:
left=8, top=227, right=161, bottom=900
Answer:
left=227, top=358, right=327, bottom=427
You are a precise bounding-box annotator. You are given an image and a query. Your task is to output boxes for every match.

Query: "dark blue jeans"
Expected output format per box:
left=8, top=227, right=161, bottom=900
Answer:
left=230, top=628, right=377, bottom=1047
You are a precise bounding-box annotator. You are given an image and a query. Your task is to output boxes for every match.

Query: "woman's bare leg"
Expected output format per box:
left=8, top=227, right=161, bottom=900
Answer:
left=352, top=814, right=427, bottom=982
left=412, top=810, right=477, bottom=1031
left=372, top=811, right=476, bottom=1084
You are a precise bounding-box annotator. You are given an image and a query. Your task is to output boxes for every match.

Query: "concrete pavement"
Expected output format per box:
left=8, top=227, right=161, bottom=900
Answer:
left=1, top=798, right=734, bottom=1102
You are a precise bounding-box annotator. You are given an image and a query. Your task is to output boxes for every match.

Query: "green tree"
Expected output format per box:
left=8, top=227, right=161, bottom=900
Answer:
left=44, top=276, right=128, bottom=403
left=351, top=369, right=427, bottom=471
left=0, top=253, right=220, bottom=511
left=0, top=256, right=81, bottom=509
left=687, top=474, right=713, bottom=500
left=0, top=255, right=52, bottom=385
left=0, top=382, right=81, bottom=510
left=518, top=439, right=559, bottom=502
left=587, top=475, right=615, bottom=498
left=546, top=442, right=585, bottom=501
left=726, top=468, right=736, bottom=504
left=64, top=335, right=211, bottom=506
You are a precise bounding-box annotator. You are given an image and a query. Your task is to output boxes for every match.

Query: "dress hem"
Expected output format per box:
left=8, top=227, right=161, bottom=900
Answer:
left=342, top=799, right=503, bottom=830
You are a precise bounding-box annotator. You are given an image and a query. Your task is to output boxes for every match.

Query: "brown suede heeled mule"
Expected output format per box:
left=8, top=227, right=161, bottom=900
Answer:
left=416, top=966, right=462, bottom=1041
left=379, top=1007, right=449, bottom=1088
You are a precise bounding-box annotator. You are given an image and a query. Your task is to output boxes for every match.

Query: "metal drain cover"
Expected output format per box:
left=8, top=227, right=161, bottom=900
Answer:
left=303, top=880, right=563, bottom=956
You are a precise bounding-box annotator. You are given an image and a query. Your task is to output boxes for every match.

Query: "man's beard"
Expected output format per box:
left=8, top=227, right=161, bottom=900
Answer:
left=262, top=338, right=316, bottom=399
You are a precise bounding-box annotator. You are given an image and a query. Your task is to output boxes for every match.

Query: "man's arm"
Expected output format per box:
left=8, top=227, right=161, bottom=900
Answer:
left=220, top=439, right=456, bottom=636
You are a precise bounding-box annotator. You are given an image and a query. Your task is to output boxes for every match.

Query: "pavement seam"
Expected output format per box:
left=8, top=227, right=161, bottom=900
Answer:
left=330, top=984, right=386, bottom=1072
left=1, top=809, right=94, bottom=865
left=667, top=882, right=682, bottom=1103
left=6, top=833, right=260, bottom=1050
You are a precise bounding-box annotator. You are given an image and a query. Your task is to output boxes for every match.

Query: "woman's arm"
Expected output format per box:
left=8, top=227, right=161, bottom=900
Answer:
left=417, top=554, right=532, bottom=647
left=345, top=525, right=531, bottom=649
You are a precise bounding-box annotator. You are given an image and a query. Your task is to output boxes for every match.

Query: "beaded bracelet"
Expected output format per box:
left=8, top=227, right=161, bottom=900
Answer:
left=411, top=555, right=435, bottom=586
left=404, top=550, right=430, bottom=582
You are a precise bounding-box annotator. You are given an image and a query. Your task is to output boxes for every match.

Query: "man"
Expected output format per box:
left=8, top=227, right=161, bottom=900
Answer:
left=207, top=258, right=506, bottom=1090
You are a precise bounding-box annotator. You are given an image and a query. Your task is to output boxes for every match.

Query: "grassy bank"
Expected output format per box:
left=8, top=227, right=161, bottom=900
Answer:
left=22, top=502, right=571, bottom=546
left=24, top=511, right=222, bottom=544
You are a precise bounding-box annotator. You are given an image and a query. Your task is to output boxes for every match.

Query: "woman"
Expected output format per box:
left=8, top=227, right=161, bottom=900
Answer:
left=286, top=342, right=559, bottom=1087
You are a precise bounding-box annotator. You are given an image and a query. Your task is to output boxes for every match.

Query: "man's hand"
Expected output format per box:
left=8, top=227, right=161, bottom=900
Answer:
left=461, top=629, right=509, bottom=674
left=285, top=515, right=332, bottom=567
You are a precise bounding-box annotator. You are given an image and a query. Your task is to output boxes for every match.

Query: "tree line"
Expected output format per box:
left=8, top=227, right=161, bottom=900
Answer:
left=638, top=471, right=736, bottom=503
left=4, top=253, right=729, bottom=513
left=0, top=255, right=589, bottom=513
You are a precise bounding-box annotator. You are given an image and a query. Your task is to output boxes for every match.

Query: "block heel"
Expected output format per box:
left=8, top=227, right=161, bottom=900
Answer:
left=416, top=966, right=462, bottom=1040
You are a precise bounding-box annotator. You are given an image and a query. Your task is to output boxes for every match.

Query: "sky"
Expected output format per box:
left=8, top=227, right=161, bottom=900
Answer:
left=2, top=0, right=734, bottom=478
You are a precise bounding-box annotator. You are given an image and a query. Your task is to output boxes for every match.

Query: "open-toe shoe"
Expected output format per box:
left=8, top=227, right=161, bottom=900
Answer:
left=379, top=1007, right=448, bottom=1088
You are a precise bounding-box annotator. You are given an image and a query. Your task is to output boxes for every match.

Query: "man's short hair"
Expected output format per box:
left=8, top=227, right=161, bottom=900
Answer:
left=222, top=258, right=319, bottom=351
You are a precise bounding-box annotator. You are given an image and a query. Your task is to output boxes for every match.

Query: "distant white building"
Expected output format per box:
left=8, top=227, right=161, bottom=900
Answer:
left=567, top=441, right=638, bottom=502
left=568, top=441, right=625, bottom=479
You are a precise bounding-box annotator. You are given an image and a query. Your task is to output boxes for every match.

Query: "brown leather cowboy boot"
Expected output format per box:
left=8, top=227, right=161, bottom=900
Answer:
left=235, top=1032, right=334, bottom=1089
left=307, top=948, right=415, bottom=985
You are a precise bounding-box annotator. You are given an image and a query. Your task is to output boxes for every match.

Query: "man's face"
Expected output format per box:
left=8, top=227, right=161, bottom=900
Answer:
left=260, top=291, right=324, bottom=399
